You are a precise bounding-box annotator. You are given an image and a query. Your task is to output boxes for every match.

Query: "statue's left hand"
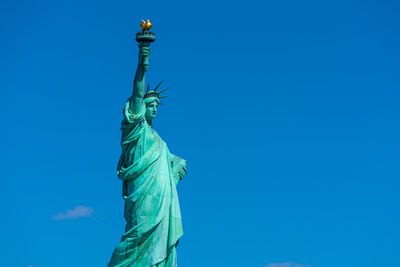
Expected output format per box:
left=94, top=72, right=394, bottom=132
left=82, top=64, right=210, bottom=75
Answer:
left=178, top=161, right=187, bottom=178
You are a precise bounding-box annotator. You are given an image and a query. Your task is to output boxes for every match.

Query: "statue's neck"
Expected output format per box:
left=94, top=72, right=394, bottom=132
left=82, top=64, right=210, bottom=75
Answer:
left=146, top=118, right=153, bottom=127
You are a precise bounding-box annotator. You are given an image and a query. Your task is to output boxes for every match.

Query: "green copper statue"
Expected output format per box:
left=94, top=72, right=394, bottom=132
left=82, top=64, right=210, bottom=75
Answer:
left=108, top=20, right=187, bottom=267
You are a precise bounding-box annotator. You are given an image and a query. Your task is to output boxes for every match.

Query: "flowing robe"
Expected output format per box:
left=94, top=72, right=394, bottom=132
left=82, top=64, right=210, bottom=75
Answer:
left=108, top=98, right=186, bottom=267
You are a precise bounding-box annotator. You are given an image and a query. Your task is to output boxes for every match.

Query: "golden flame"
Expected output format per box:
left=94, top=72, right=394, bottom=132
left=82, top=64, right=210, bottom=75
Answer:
left=140, top=19, right=152, bottom=30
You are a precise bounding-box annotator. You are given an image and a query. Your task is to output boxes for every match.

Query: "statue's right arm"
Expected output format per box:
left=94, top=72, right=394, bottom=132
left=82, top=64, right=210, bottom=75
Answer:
left=129, top=44, right=150, bottom=114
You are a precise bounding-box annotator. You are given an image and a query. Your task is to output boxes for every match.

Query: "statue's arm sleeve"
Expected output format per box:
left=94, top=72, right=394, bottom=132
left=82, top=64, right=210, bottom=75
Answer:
left=169, top=152, right=187, bottom=185
left=117, top=99, right=147, bottom=181
left=123, top=98, right=145, bottom=123
left=120, top=98, right=147, bottom=141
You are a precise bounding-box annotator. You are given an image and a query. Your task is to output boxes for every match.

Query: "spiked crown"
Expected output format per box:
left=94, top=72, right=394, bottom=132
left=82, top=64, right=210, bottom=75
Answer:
left=144, top=81, right=168, bottom=102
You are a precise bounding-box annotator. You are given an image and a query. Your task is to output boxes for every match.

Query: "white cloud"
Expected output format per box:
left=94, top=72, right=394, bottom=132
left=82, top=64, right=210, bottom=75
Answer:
left=52, top=205, right=94, bottom=220
left=262, top=262, right=311, bottom=267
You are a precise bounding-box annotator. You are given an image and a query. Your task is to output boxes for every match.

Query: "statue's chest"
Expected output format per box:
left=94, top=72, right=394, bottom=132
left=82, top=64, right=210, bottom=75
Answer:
left=143, top=125, right=164, bottom=149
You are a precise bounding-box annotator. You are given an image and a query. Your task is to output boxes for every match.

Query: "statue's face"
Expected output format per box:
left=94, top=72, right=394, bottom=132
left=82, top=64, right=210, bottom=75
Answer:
left=145, top=101, right=158, bottom=121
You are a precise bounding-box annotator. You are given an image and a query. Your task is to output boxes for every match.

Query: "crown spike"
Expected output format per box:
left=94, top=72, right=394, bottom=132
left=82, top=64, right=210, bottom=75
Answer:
left=146, top=82, right=150, bottom=93
left=159, top=95, right=168, bottom=99
left=153, top=80, right=163, bottom=92
left=158, top=88, right=168, bottom=94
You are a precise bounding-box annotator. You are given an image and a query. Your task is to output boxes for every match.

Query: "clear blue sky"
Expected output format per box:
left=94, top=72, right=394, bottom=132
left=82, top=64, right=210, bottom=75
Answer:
left=1, top=0, right=399, bottom=266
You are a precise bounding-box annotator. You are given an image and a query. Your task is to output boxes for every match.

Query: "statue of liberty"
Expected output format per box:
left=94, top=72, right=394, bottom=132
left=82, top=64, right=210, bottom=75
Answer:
left=108, top=20, right=187, bottom=267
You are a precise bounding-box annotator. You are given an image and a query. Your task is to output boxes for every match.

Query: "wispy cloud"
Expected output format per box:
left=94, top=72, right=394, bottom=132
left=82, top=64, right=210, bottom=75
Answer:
left=261, top=262, right=311, bottom=267
left=52, top=205, right=94, bottom=220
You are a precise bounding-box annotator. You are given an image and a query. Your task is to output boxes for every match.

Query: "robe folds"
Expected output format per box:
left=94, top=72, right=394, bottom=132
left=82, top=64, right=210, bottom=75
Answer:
left=108, top=98, right=186, bottom=267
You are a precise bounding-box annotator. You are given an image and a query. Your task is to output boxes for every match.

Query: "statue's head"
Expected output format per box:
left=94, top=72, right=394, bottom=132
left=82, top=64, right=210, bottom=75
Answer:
left=143, top=81, right=167, bottom=124
left=144, top=97, right=159, bottom=122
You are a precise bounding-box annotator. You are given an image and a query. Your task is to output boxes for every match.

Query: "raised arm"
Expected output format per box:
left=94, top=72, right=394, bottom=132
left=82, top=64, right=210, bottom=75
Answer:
left=130, top=43, right=151, bottom=114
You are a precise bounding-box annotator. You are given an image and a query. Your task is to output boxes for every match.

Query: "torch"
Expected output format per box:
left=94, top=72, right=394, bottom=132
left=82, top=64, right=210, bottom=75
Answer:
left=136, top=19, right=156, bottom=70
